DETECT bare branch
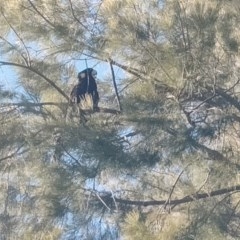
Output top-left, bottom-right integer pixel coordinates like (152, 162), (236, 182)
(95, 192), (111, 211)
(109, 60), (122, 112)
(0, 10), (30, 65)
(0, 102), (64, 108)
(109, 58), (174, 92)
(164, 165), (190, 208)
(0, 61), (70, 101)
(68, 0), (88, 31)
(83, 107), (121, 115)
(27, 0), (55, 28)
(139, 42), (175, 82)
(1, 102), (121, 115)
(112, 184), (240, 207)
(109, 58), (145, 80)
(0, 144), (28, 162)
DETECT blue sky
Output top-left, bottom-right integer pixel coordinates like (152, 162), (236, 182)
(0, 65), (19, 92)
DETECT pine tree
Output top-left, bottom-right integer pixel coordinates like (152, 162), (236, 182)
(0, 0), (240, 239)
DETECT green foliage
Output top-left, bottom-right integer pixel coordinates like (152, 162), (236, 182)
(0, 0), (240, 239)
(121, 211), (156, 240)
(23, 228), (62, 240)
(122, 210), (189, 240)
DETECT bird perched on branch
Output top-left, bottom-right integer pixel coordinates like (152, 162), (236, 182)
(70, 68), (99, 110)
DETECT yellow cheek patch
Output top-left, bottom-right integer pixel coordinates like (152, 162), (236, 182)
(79, 72), (86, 78)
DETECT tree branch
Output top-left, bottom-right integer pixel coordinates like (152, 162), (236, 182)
(108, 58), (144, 80)
(0, 10), (29, 63)
(81, 55), (174, 92)
(111, 184), (240, 207)
(215, 87), (240, 112)
(68, 0), (89, 31)
(164, 166), (189, 208)
(109, 58), (174, 92)
(109, 60), (122, 112)
(0, 102), (121, 115)
(190, 138), (240, 169)
(0, 61), (70, 101)
(27, 0), (55, 28)
(0, 144), (28, 162)
(82, 107), (121, 115)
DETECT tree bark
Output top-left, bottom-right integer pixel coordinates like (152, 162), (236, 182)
(97, 185), (240, 208)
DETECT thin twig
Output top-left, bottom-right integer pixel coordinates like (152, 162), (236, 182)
(111, 190), (118, 211)
(0, 10), (30, 66)
(109, 60), (122, 112)
(164, 164), (190, 209)
(139, 42), (174, 82)
(0, 148), (28, 162)
(95, 192), (111, 211)
(187, 78), (240, 114)
(27, 0), (55, 28)
(68, 0), (89, 31)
